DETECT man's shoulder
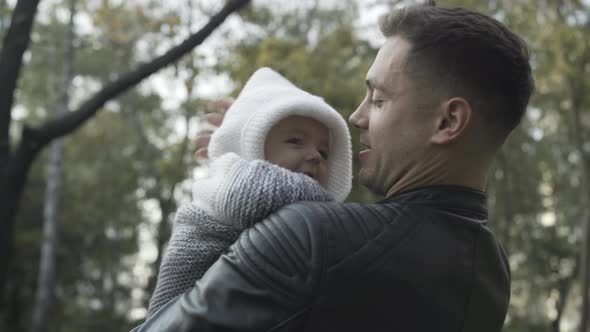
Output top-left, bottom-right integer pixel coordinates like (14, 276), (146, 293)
(235, 200), (407, 274)
(273, 199), (405, 225)
(248, 200), (401, 243)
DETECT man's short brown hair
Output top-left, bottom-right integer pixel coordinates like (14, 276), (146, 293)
(380, 2), (535, 144)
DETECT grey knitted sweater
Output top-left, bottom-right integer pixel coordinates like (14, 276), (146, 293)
(147, 154), (333, 316)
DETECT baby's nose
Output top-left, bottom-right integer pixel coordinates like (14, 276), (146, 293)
(305, 150), (322, 164)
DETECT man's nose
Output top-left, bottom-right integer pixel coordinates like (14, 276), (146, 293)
(349, 97), (369, 129)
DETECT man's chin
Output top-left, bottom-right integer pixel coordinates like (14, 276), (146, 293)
(359, 169), (384, 196)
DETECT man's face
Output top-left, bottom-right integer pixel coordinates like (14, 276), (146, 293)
(264, 116), (330, 187)
(349, 36), (438, 196)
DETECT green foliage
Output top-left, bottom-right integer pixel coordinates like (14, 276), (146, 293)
(7, 0), (590, 331)
(6, 0), (199, 330)
(223, 1), (590, 330)
(11, 111), (146, 331)
(442, 0), (590, 330)
(219, 0), (380, 203)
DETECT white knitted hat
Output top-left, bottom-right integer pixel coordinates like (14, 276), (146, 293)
(208, 67), (352, 202)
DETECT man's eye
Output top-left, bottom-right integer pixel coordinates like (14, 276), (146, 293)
(372, 99), (384, 107)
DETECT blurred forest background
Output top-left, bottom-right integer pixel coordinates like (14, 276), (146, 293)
(1, 0), (589, 331)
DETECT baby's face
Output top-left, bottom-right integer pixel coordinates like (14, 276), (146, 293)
(264, 116), (330, 187)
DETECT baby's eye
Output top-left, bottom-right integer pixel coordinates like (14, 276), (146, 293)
(286, 137), (303, 145)
(319, 149), (329, 160)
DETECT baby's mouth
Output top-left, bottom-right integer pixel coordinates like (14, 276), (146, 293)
(302, 171), (316, 180)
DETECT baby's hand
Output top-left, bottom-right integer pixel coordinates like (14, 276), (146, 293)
(195, 100), (230, 159)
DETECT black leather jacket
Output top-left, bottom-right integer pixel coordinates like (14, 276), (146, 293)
(132, 185), (510, 332)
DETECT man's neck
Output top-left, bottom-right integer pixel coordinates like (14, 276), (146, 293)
(385, 160), (489, 198)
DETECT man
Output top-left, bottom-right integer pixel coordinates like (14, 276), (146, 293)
(133, 2), (534, 331)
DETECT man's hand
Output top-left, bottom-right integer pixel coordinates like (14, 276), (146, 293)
(195, 100), (229, 159)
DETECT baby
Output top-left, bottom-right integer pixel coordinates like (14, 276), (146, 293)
(147, 67), (352, 316)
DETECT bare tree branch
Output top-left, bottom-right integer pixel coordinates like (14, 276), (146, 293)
(0, 0), (250, 306)
(31, 0), (76, 330)
(31, 0), (249, 146)
(0, 0), (41, 161)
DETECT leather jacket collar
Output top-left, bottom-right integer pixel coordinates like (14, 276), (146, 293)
(380, 185), (488, 222)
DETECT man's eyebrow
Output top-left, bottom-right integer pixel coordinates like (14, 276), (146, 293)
(366, 78), (386, 92)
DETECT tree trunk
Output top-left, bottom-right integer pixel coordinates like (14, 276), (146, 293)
(571, 79), (590, 332)
(559, 11), (590, 331)
(30, 0), (75, 331)
(0, 0), (42, 306)
(126, 99), (191, 304)
(146, 197), (174, 296)
(551, 255), (579, 332)
(574, 109), (590, 332)
(0, 0), (250, 302)
(582, 222), (590, 332)
(0, 0), (8, 33)
(30, 143), (64, 332)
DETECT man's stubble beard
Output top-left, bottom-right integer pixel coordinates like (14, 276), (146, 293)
(359, 167), (387, 197)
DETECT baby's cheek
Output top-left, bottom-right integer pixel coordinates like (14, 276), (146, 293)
(319, 165), (330, 186)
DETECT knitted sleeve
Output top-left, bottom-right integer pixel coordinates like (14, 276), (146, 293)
(147, 154), (333, 317)
(214, 157), (334, 230)
(146, 203), (240, 317)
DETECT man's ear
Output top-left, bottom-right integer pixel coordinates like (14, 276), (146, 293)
(431, 97), (472, 145)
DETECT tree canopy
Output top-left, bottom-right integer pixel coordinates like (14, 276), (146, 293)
(1, 0), (589, 331)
